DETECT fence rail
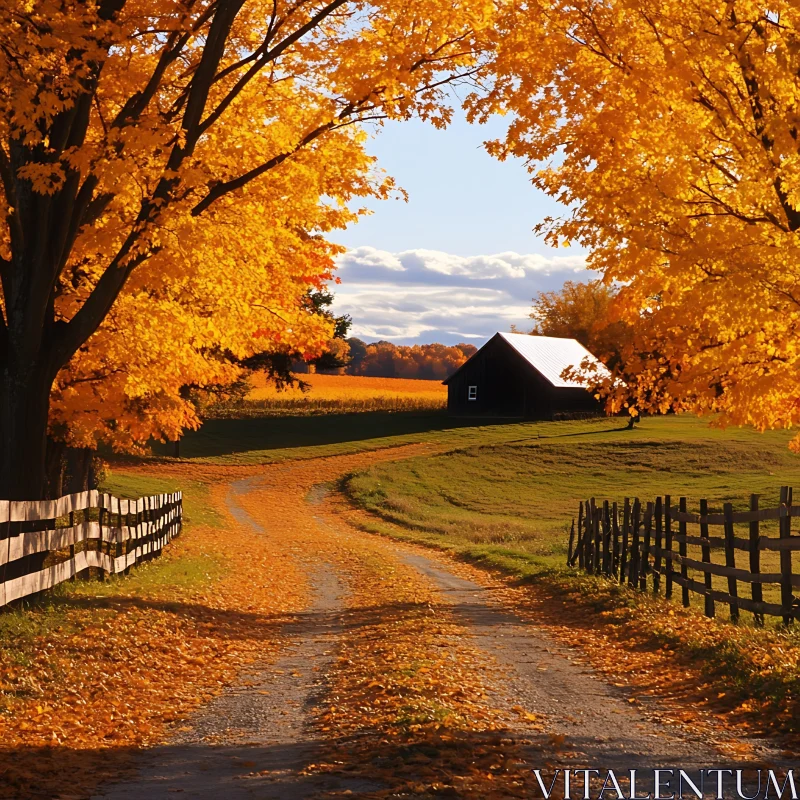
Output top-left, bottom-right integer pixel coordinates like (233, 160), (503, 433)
(567, 488), (800, 625)
(0, 490), (182, 608)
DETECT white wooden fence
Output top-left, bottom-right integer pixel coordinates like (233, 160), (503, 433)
(0, 490), (182, 607)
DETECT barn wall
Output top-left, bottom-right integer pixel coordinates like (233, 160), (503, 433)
(445, 335), (602, 418)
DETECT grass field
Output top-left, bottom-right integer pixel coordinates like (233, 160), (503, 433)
(212, 373), (447, 416)
(342, 414), (800, 623)
(156, 412), (537, 463)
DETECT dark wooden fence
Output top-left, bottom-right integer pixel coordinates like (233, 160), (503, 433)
(0, 490), (182, 607)
(568, 488), (800, 625)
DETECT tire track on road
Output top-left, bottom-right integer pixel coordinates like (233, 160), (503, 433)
(95, 477), (379, 799)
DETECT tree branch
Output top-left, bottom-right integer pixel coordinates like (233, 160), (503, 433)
(196, 0), (349, 138)
(48, 241), (158, 375)
(190, 121), (335, 215)
(112, 1), (216, 129)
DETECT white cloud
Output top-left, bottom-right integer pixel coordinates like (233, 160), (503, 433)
(331, 246), (596, 345)
(336, 246), (587, 285)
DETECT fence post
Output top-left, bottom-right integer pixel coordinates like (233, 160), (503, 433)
(629, 499), (641, 587)
(68, 509), (76, 581)
(723, 502), (739, 623)
(749, 494), (763, 627)
(577, 502), (585, 570)
(96, 493), (104, 582)
(583, 499), (593, 570)
(602, 500), (611, 575)
(700, 498), (715, 618)
(567, 518), (576, 566)
(640, 502), (653, 592)
(620, 498), (630, 584)
(612, 501), (620, 576)
(679, 497), (690, 607)
(571, 502), (583, 567)
(653, 497), (663, 595)
(0, 501), (9, 608)
(664, 495), (673, 600)
(593, 499), (602, 575)
(779, 486), (794, 626)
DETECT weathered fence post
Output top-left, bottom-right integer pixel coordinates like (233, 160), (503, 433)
(700, 498), (715, 618)
(640, 502), (653, 592)
(593, 499), (602, 575)
(570, 502), (583, 567)
(577, 502), (585, 569)
(583, 499), (593, 570)
(723, 502), (739, 623)
(602, 500), (611, 575)
(653, 496), (663, 595)
(779, 486), (794, 626)
(629, 499), (641, 587)
(749, 494), (763, 627)
(567, 518), (576, 566)
(1, 501), (9, 606)
(620, 498), (630, 584)
(664, 495), (673, 599)
(68, 509), (76, 581)
(679, 496), (690, 607)
(612, 501), (620, 576)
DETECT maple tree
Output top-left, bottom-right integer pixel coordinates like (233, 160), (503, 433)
(529, 281), (630, 369)
(481, 1), (800, 443)
(0, 0), (497, 498)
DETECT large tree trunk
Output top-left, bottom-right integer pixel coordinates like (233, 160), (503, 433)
(0, 365), (54, 500)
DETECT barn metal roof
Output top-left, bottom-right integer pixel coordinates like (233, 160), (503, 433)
(497, 332), (611, 387)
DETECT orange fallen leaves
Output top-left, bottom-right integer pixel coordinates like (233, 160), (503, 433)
(0, 469), (308, 799)
(302, 515), (548, 798)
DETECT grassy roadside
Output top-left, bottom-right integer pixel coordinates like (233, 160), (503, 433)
(0, 473), (226, 655)
(343, 415), (800, 609)
(340, 415), (800, 738)
(340, 500), (800, 740)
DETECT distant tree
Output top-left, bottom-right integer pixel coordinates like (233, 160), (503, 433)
(306, 289), (352, 343)
(346, 338), (369, 372)
(306, 289), (352, 372)
(349, 341), (476, 379)
(530, 281), (630, 369)
(356, 341), (402, 378)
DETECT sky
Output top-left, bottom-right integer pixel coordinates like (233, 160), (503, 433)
(329, 110), (594, 347)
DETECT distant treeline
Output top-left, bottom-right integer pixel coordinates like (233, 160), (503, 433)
(346, 339), (477, 380)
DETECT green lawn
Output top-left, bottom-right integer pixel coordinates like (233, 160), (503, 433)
(146, 412), (603, 464)
(102, 472), (224, 530)
(342, 414), (800, 620)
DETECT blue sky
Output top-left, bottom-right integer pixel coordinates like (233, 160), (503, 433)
(329, 110), (592, 346)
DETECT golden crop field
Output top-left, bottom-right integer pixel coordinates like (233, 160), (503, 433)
(217, 372), (448, 416)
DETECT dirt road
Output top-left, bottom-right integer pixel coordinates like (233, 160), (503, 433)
(96, 451), (782, 799)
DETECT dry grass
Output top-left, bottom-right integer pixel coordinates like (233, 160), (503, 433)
(217, 373), (448, 416)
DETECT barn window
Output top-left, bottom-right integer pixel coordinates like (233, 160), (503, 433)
(468, 385), (478, 401)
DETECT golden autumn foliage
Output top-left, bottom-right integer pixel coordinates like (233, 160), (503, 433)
(349, 340), (477, 380)
(480, 2), (800, 443)
(530, 281), (631, 370)
(0, 0), (499, 496)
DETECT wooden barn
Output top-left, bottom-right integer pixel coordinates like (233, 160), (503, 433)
(443, 332), (609, 418)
